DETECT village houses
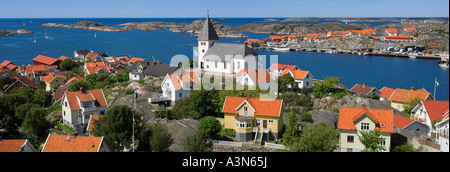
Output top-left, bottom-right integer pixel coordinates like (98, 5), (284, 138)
(60, 88), (108, 134)
(338, 104), (394, 152)
(221, 95), (284, 143)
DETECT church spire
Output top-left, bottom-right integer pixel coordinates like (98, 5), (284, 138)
(198, 11), (219, 41)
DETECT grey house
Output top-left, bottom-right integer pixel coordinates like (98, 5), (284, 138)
(129, 61), (178, 81)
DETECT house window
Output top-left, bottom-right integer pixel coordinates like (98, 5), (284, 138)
(65, 102), (67, 107)
(268, 120), (274, 124)
(347, 148), (353, 152)
(63, 111), (66, 116)
(246, 122), (252, 128)
(347, 136), (354, 143)
(215, 61), (218, 68)
(179, 93), (182, 98)
(306, 82), (309, 86)
(378, 136), (386, 146)
(256, 119), (261, 127)
(239, 121), (245, 128)
(397, 104), (402, 109)
(224, 62), (227, 69)
(361, 123), (370, 131)
(243, 107), (248, 117)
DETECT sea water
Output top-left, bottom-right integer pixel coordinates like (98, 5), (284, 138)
(0, 18), (448, 100)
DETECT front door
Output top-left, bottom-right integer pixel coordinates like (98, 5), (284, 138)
(263, 120), (267, 129)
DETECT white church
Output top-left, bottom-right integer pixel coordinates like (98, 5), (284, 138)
(196, 15), (259, 74)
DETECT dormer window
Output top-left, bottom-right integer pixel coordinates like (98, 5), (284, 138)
(244, 107), (248, 117)
(361, 123), (370, 131)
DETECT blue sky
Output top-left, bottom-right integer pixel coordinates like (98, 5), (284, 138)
(0, 0), (448, 18)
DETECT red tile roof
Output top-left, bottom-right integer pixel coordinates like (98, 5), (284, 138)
(65, 74), (86, 85)
(389, 88), (431, 103)
(404, 27), (416, 31)
(350, 83), (377, 96)
(268, 63), (297, 71)
(42, 134), (104, 152)
(0, 60), (18, 70)
(87, 115), (101, 132)
(222, 96), (283, 117)
(0, 139), (27, 152)
(239, 69), (272, 83)
(58, 55), (70, 61)
(43, 73), (66, 84)
(167, 71), (200, 90)
(393, 114), (416, 129)
(380, 87), (395, 99)
(421, 101), (449, 122)
(385, 28), (398, 33)
(281, 69), (310, 80)
(33, 55), (59, 65)
(85, 52), (99, 60)
(338, 106), (394, 133)
(64, 89), (107, 110)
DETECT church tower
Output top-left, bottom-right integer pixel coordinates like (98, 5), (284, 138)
(197, 13), (219, 69)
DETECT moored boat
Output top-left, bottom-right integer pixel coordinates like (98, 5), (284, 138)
(273, 47), (290, 51)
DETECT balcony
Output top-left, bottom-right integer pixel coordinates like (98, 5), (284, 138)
(81, 106), (97, 112)
(148, 96), (171, 103)
(411, 114), (427, 123)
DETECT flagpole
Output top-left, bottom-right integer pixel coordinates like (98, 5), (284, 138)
(434, 78), (437, 100)
(133, 89), (136, 152)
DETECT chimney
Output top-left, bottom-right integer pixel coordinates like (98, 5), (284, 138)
(362, 83), (366, 88)
(80, 87), (84, 93)
(288, 62), (291, 65)
(362, 104), (367, 109)
(247, 94), (251, 99)
(411, 87), (414, 91)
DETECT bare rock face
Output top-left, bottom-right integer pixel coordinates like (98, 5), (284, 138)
(313, 95), (405, 116)
(16, 29), (33, 34)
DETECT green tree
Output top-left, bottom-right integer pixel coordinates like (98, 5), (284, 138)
(21, 106), (49, 144)
(358, 129), (386, 152)
(281, 113), (301, 146)
(402, 97), (421, 115)
(59, 59), (79, 71)
(139, 122), (173, 152)
(198, 116), (222, 138)
(68, 81), (92, 91)
(290, 123), (339, 152)
(185, 130), (212, 152)
(278, 74), (295, 93)
(300, 112), (314, 123)
(0, 94), (28, 133)
(92, 105), (142, 152)
(312, 77), (341, 98)
(392, 143), (422, 152)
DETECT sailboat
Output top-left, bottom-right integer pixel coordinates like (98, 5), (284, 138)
(44, 30), (54, 40)
(33, 34), (37, 44)
(94, 32), (97, 38)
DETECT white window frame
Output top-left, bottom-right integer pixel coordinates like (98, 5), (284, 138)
(243, 107), (248, 117)
(256, 119), (261, 127)
(361, 123), (370, 131)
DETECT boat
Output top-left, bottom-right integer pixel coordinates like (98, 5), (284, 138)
(94, 32), (97, 38)
(438, 54), (449, 68)
(438, 59), (449, 68)
(273, 47), (290, 51)
(33, 34), (36, 43)
(44, 31), (54, 40)
(409, 55), (417, 59)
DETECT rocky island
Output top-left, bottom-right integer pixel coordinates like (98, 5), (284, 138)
(41, 21), (127, 32)
(0, 29), (33, 37)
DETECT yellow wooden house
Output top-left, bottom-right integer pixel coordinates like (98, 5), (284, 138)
(222, 95), (283, 143)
